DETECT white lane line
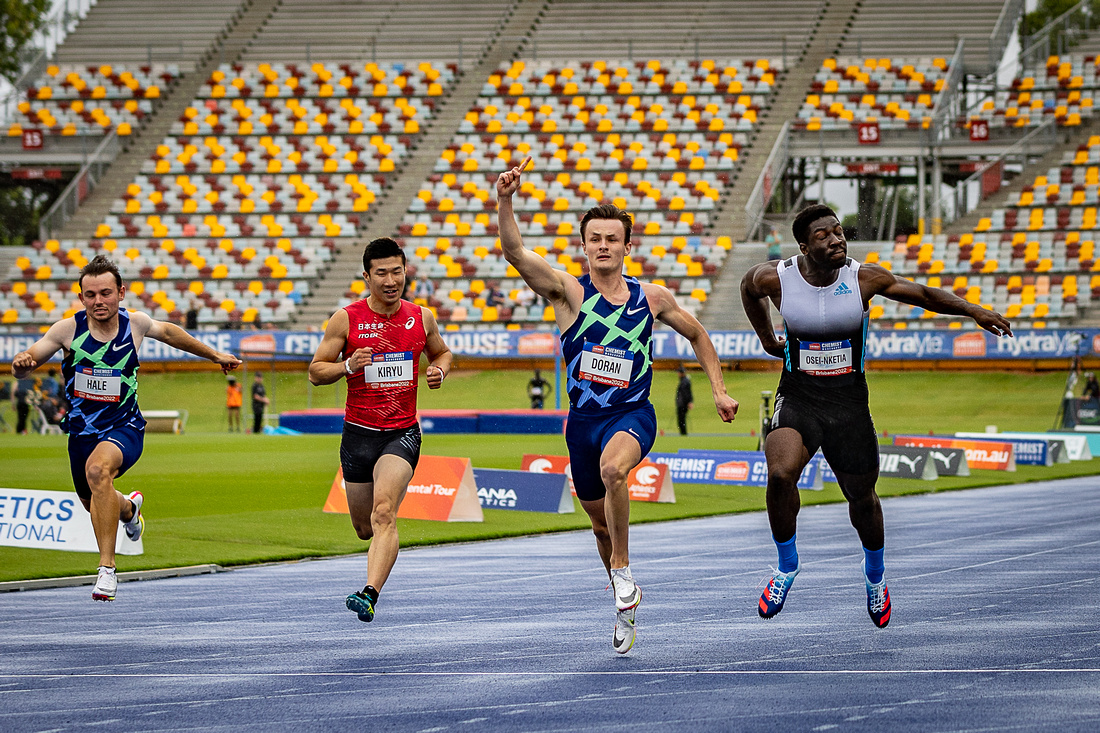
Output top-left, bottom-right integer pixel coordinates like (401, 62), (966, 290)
(2, 668), (1100, 678)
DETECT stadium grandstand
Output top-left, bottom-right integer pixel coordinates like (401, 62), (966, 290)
(4, 0), (1100, 337)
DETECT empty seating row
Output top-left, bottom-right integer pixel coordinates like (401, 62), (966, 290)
(5, 64), (179, 137)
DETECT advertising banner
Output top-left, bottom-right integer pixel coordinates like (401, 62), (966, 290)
(0, 488), (143, 554)
(922, 446), (971, 476)
(893, 436), (1016, 471)
(650, 450), (824, 490)
(5, 328), (1099, 364)
(522, 454), (574, 493)
(625, 461), (676, 503)
(957, 432), (1087, 461)
(877, 446), (938, 480)
(520, 454), (675, 502)
(472, 468), (574, 513)
(323, 456), (483, 522)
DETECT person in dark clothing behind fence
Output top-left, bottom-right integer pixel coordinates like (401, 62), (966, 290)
(675, 364), (693, 435)
(251, 372), (270, 434)
(528, 369), (551, 409)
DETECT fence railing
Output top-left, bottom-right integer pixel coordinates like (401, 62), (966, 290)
(744, 120), (792, 241)
(38, 130), (120, 241)
(1019, 0), (1097, 70)
(932, 40), (968, 142)
(927, 118), (1057, 230)
(0, 0), (96, 128)
(989, 0), (1026, 72)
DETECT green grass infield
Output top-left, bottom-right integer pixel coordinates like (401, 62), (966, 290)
(0, 368), (1095, 582)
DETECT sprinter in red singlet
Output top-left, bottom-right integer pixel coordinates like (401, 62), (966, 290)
(309, 237), (452, 624)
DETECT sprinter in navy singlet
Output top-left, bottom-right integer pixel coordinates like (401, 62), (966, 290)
(13, 255), (240, 601)
(741, 204), (1013, 628)
(498, 156), (739, 654)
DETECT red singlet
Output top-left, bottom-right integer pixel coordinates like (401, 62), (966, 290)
(343, 298), (425, 430)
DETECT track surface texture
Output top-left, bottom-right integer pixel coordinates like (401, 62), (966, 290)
(3, 478), (1100, 732)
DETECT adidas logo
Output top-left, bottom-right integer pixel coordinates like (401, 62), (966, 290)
(833, 282), (853, 296)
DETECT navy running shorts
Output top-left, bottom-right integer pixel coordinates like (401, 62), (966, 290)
(67, 425), (145, 501)
(770, 385), (879, 475)
(565, 402), (657, 501)
(340, 422), (422, 483)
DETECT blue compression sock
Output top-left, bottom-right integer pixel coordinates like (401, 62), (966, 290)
(774, 534), (798, 573)
(863, 546), (885, 584)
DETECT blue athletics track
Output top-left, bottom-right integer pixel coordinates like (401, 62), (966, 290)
(2, 477), (1099, 732)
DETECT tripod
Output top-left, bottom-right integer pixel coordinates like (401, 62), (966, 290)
(1052, 333), (1087, 430)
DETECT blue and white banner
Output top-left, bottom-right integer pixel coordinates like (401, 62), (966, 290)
(649, 450), (823, 490)
(0, 488), (143, 554)
(472, 468), (574, 513)
(4, 327), (1099, 363)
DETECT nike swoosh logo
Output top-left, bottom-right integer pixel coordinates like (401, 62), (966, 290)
(626, 306), (645, 316)
(628, 429), (639, 437)
(109, 343), (127, 352)
(619, 591), (637, 604)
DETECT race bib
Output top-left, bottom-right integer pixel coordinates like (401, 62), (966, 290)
(579, 342), (633, 388)
(798, 340), (854, 376)
(74, 367), (122, 402)
(363, 351), (414, 388)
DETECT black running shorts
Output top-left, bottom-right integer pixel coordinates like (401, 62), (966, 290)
(770, 378), (879, 476)
(340, 422), (422, 483)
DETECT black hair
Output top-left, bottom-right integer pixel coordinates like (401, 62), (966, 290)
(79, 254), (123, 290)
(580, 203), (633, 244)
(362, 237), (406, 272)
(791, 204), (839, 245)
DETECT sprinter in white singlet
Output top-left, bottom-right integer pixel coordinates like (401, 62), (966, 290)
(740, 204), (1013, 628)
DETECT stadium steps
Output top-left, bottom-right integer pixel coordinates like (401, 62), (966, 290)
(54, 0), (283, 242)
(0, 248), (21, 281)
(290, 0), (549, 328)
(708, 0), (861, 247)
(700, 0), (861, 332)
(943, 116), (1100, 238)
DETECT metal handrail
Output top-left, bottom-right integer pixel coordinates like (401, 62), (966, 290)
(744, 120), (792, 241)
(989, 0), (1026, 72)
(926, 118), (1057, 229)
(932, 39), (967, 141)
(1019, 0), (1093, 68)
(0, 0), (96, 125)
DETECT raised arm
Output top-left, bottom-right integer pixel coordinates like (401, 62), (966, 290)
(740, 262), (786, 358)
(644, 283), (738, 422)
(860, 263), (1013, 337)
(137, 312), (241, 372)
(421, 307), (453, 390)
(496, 156), (575, 304)
(11, 318), (76, 378)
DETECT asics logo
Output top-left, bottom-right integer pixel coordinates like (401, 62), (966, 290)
(625, 305), (646, 316)
(404, 317), (415, 329)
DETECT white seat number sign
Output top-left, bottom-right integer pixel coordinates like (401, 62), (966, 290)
(74, 367), (122, 402)
(798, 340), (854, 376)
(364, 351), (414, 388)
(579, 342), (633, 388)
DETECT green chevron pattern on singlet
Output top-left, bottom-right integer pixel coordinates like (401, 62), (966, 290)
(572, 291), (653, 374)
(70, 328), (138, 403)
